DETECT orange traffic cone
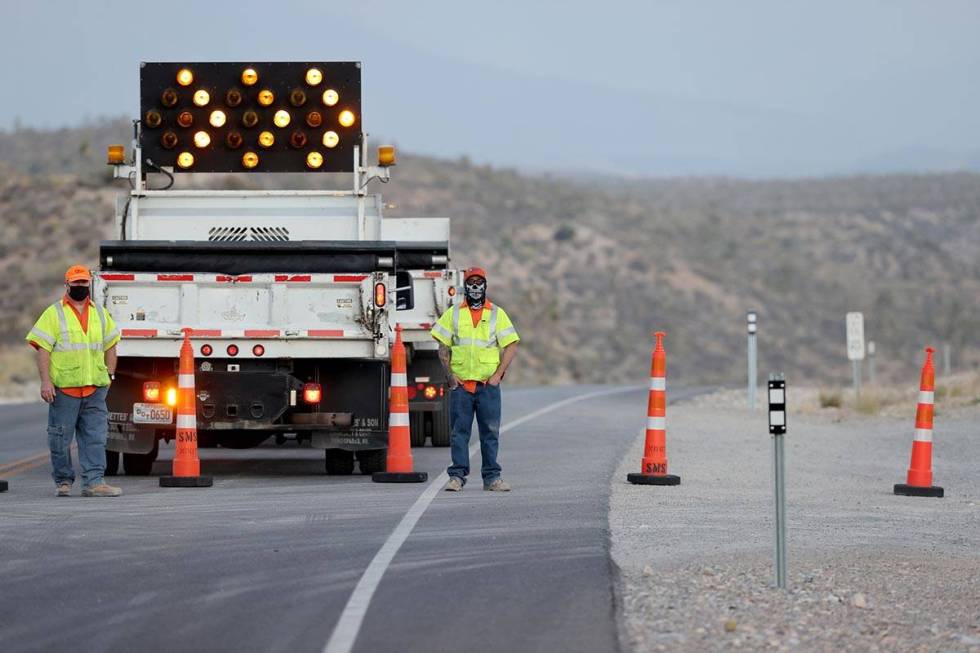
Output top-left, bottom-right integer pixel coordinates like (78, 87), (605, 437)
(160, 329), (213, 488)
(894, 347), (943, 497)
(628, 331), (681, 486)
(373, 324), (428, 483)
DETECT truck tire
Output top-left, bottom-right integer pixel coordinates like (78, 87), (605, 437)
(410, 412), (427, 447)
(430, 399), (452, 447)
(124, 443), (159, 476)
(356, 449), (387, 475)
(324, 449), (355, 475)
(105, 450), (120, 476)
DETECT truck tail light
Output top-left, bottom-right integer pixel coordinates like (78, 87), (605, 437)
(423, 385), (438, 400)
(143, 382), (161, 402)
(303, 383), (322, 404)
(165, 387), (178, 407)
(374, 283), (386, 307)
(407, 386), (418, 400)
(227, 344), (239, 356)
(200, 344), (213, 356)
(252, 344), (265, 357)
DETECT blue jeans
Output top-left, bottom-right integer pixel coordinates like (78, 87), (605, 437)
(447, 383), (502, 486)
(47, 386), (109, 488)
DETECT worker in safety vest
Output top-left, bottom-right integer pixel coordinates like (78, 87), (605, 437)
(431, 267), (520, 491)
(26, 265), (123, 497)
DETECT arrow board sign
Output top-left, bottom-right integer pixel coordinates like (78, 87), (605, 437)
(846, 312), (865, 361)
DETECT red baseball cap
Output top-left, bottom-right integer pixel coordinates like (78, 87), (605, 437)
(463, 266), (487, 281)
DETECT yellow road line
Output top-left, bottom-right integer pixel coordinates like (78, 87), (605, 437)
(0, 451), (48, 475)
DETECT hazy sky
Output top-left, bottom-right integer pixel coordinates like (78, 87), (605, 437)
(2, 0), (979, 176)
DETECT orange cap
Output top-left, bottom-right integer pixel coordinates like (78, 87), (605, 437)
(65, 265), (92, 283)
(463, 266), (487, 282)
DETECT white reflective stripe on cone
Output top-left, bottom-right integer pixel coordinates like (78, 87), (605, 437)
(649, 377), (666, 391)
(918, 391), (934, 405)
(912, 428), (933, 442)
(646, 416), (666, 430)
(390, 373), (408, 387)
(389, 412), (410, 427)
(178, 374), (196, 388)
(176, 414), (196, 429)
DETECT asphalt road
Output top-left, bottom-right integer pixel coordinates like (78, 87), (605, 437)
(0, 385), (705, 653)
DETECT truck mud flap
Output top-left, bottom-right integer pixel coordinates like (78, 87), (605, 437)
(312, 430), (388, 451)
(107, 426), (157, 454)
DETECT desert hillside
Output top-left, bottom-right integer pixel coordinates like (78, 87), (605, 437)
(2, 119), (978, 387)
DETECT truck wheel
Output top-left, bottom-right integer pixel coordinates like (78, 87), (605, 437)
(324, 449), (355, 475)
(105, 450), (120, 476)
(410, 412), (427, 447)
(356, 449), (387, 475)
(124, 443), (159, 476)
(430, 400), (452, 447)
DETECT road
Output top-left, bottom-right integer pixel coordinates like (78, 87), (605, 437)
(0, 385), (705, 653)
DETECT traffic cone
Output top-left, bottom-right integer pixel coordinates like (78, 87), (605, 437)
(894, 347), (943, 498)
(628, 331), (681, 486)
(373, 324), (428, 483)
(160, 329), (213, 488)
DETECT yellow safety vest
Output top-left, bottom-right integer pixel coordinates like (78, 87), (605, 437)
(430, 302), (520, 381)
(26, 300), (120, 388)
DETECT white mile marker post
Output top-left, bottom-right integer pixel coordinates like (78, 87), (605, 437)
(846, 312), (865, 398)
(747, 311), (758, 409)
(768, 374), (788, 590)
(867, 340), (876, 385)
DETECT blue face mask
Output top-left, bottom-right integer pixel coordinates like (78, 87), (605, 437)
(465, 279), (486, 308)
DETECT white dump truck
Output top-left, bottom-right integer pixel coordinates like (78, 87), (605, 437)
(97, 61), (451, 475)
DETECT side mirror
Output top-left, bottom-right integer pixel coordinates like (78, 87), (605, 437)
(395, 270), (415, 311)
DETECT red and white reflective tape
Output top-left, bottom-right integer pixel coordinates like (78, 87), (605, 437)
(275, 274), (312, 283)
(176, 414), (196, 429)
(121, 327), (350, 339)
(918, 391), (934, 405)
(177, 374), (195, 389)
(649, 377), (666, 391)
(389, 413), (410, 427)
(307, 330), (345, 338)
(912, 428), (933, 443)
(121, 329), (158, 337)
(333, 275), (367, 283)
(646, 416), (666, 430)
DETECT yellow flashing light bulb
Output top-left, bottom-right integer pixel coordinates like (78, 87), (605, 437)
(257, 89), (274, 106)
(258, 130), (275, 148)
(176, 68), (194, 86)
(305, 68), (323, 85)
(165, 387), (178, 406)
(209, 110), (226, 128)
(338, 110), (356, 127)
(273, 110), (291, 128)
(322, 131), (339, 148)
(176, 152), (194, 169)
(193, 131), (211, 148)
(322, 89), (339, 106)
(193, 90), (210, 107)
(242, 151), (259, 169)
(241, 68), (258, 86)
(306, 151), (323, 169)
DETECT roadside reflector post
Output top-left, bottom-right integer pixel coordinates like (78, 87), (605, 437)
(846, 312), (865, 398)
(747, 311), (758, 410)
(867, 340), (876, 385)
(942, 343), (952, 378)
(768, 374), (788, 589)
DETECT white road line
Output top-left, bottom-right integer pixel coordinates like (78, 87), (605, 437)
(323, 386), (638, 653)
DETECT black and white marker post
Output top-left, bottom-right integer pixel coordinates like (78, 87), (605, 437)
(747, 311), (758, 409)
(768, 374), (788, 589)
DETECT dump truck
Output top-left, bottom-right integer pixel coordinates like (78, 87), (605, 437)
(97, 61), (450, 475)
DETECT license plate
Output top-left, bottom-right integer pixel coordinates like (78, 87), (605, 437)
(132, 403), (173, 424)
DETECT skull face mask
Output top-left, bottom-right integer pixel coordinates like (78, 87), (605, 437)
(464, 277), (486, 309)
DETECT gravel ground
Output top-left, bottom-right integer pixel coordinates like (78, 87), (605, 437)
(610, 395), (980, 652)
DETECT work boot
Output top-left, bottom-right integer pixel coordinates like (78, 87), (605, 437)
(56, 482), (72, 497)
(82, 483), (123, 497)
(444, 477), (463, 492)
(484, 479), (511, 492)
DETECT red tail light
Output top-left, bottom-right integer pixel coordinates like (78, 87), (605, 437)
(252, 344), (265, 357)
(200, 344), (213, 356)
(407, 386), (418, 400)
(374, 282), (386, 307)
(423, 385), (437, 400)
(227, 344), (239, 356)
(143, 382), (161, 402)
(303, 382), (322, 404)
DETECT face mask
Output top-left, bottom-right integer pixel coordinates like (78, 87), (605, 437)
(465, 279), (486, 308)
(67, 285), (90, 301)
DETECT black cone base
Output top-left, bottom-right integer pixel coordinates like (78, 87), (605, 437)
(373, 471), (428, 483)
(628, 473), (681, 486)
(0, 479), (8, 492)
(160, 475), (213, 488)
(894, 483), (943, 498)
